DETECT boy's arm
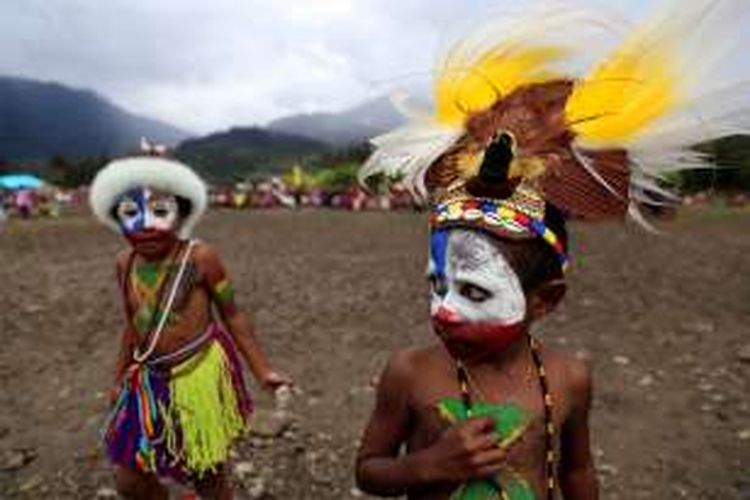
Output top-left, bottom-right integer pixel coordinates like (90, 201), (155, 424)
(113, 327), (135, 385)
(112, 251), (137, 391)
(193, 243), (288, 391)
(356, 351), (421, 496)
(558, 358), (599, 500)
(356, 351), (505, 496)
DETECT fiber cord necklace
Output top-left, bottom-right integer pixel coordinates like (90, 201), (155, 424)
(125, 240), (183, 359)
(130, 240), (196, 363)
(455, 336), (555, 499)
(128, 246), (179, 334)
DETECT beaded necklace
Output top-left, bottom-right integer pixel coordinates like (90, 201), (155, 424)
(455, 335), (555, 499)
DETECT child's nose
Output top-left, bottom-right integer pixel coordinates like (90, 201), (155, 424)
(433, 304), (461, 325)
(142, 210), (157, 229)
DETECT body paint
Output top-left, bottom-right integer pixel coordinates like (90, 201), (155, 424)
(428, 229), (527, 360)
(115, 187), (181, 259)
(213, 278), (238, 316)
(115, 187), (179, 236)
(130, 262), (180, 335)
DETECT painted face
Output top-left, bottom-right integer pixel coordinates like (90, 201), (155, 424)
(115, 187), (180, 235)
(428, 228), (527, 360)
(115, 187), (181, 259)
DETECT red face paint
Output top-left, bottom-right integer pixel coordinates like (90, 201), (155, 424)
(432, 305), (526, 361)
(126, 229), (178, 260)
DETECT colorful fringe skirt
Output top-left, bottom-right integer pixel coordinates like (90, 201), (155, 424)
(103, 323), (253, 481)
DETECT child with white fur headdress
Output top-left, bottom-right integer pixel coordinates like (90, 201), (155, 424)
(90, 154), (290, 498)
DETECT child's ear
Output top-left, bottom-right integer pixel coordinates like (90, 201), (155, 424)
(528, 279), (566, 320)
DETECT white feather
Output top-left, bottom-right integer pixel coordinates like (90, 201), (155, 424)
(362, 2), (624, 201)
(613, 0), (750, 169)
(436, 3), (626, 84)
(360, 124), (462, 201)
(566, 0), (750, 227)
(627, 201), (660, 234)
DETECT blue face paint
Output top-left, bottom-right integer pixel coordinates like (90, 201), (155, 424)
(428, 229), (529, 360)
(430, 229), (449, 281)
(114, 187), (182, 237)
(115, 187), (148, 235)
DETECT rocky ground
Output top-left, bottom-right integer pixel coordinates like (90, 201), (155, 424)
(0, 208), (748, 499)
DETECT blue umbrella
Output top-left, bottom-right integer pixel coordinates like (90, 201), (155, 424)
(0, 174), (44, 190)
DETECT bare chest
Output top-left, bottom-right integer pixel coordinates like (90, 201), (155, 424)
(406, 361), (567, 497)
(124, 259), (211, 350)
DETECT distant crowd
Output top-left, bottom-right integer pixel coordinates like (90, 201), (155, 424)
(0, 186), (88, 221)
(2, 180), (747, 227)
(209, 178), (416, 211)
(0, 177), (420, 225)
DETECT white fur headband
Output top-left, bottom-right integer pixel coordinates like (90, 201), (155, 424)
(89, 156), (208, 239)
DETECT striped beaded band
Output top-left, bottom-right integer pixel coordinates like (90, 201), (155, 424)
(430, 195), (570, 271)
(530, 336), (556, 499)
(455, 336), (556, 499)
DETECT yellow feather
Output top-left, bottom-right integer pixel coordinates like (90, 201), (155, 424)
(455, 150), (483, 179)
(435, 45), (568, 127)
(565, 29), (677, 147)
(508, 157), (546, 180)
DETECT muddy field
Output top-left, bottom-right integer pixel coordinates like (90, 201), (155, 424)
(0, 208), (748, 499)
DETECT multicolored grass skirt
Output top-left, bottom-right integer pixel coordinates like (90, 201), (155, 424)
(103, 323), (253, 481)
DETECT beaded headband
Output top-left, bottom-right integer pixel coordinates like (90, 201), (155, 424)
(429, 182), (570, 271)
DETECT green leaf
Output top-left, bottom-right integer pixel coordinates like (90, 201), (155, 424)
(437, 397), (528, 446)
(470, 401), (528, 446)
(497, 471), (537, 500)
(451, 479), (501, 500)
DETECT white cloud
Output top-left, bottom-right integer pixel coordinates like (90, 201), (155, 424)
(0, 0), (656, 133)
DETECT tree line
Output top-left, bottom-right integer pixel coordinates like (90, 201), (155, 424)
(0, 136), (748, 193)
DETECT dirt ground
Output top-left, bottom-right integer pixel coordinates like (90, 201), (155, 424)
(0, 208), (748, 499)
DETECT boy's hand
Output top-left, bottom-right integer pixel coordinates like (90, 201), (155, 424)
(258, 370), (292, 392)
(421, 417), (507, 483)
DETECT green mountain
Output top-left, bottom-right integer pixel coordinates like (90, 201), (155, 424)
(267, 95), (404, 147)
(0, 76), (190, 161)
(175, 126), (331, 181)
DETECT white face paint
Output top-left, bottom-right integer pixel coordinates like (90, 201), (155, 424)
(428, 228), (526, 325)
(115, 187), (180, 235)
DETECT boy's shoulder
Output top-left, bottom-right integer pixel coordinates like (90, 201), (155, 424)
(188, 238), (212, 257)
(184, 240), (221, 276)
(537, 343), (593, 411)
(189, 240), (222, 265)
(115, 248), (133, 276)
(379, 345), (448, 388)
(386, 345), (447, 372)
(539, 344), (590, 375)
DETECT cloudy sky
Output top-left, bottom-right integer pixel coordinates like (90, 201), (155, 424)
(0, 0), (652, 134)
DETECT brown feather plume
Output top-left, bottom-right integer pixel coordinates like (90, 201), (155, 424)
(425, 80), (631, 218)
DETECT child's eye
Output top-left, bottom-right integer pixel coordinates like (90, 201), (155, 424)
(459, 283), (492, 302)
(117, 201), (140, 219)
(153, 207), (170, 218)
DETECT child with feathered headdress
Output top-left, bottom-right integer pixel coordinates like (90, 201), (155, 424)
(355, 1), (750, 499)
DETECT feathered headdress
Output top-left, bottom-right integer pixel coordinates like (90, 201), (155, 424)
(361, 0), (750, 267)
